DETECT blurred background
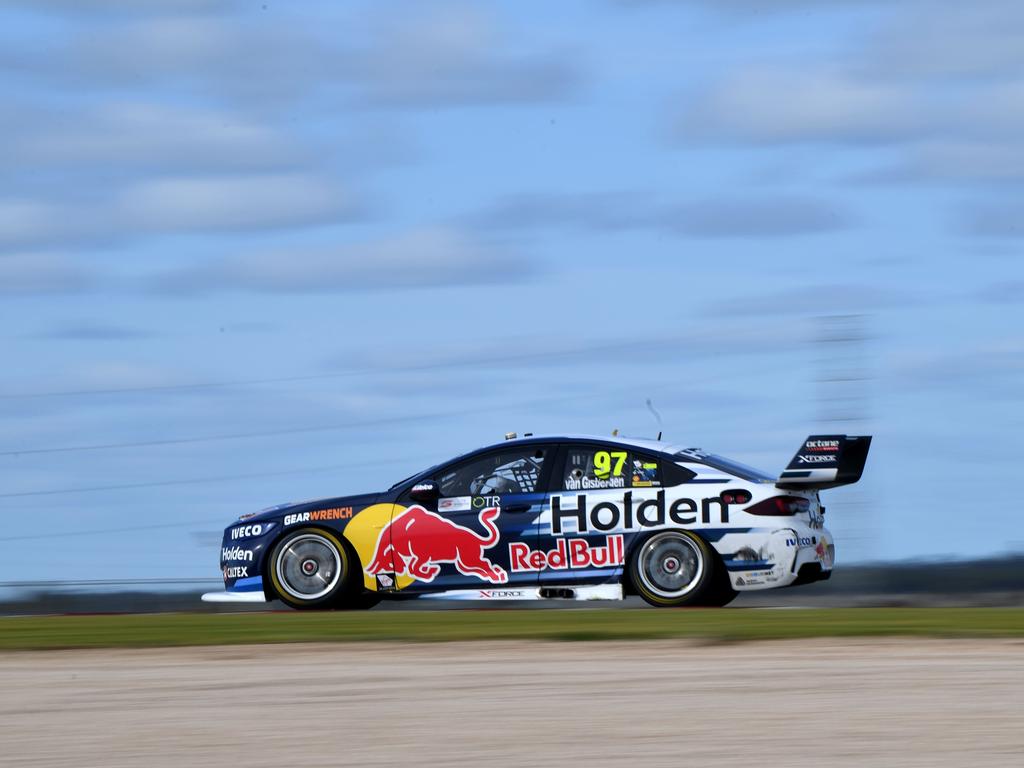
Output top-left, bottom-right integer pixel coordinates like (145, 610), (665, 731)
(1, 0), (1021, 608)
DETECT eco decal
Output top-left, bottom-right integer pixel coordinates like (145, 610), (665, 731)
(365, 505), (508, 584)
(229, 523), (271, 540)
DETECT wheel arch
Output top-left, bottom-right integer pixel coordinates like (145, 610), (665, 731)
(261, 524), (362, 602)
(622, 528), (722, 593)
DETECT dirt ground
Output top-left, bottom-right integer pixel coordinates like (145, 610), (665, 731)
(1, 639), (1022, 767)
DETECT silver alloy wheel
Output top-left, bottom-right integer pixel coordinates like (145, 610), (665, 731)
(275, 533), (343, 601)
(637, 531), (704, 599)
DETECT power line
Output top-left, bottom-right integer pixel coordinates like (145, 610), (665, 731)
(0, 578), (219, 587)
(0, 456), (419, 500)
(0, 371), (361, 400)
(0, 521), (213, 542)
(0, 412), (443, 457)
(0, 335), (680, 401)
(0, 387), (595, 457)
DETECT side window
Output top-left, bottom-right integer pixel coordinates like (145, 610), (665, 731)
(563, 446), (663, 490)
(437, 448), (547, 497)
(661, 460), (696, 486)
(630, 454), (662, 488)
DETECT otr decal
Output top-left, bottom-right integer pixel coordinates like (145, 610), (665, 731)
(365, 505), (508, 584)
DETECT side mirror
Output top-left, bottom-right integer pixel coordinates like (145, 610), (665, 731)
(409, 479), (440, 504)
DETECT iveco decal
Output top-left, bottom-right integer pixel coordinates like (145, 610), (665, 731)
(551, 490), (734, 534)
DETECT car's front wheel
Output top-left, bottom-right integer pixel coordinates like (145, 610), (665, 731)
(268, 528), (373, 610)
(629, 530), (717, 607)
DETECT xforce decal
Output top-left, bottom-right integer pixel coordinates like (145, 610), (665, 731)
(365, 505), (508, 584)
(551, 490), (736, 535)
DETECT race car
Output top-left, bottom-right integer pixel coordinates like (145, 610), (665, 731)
(202, 432), (871, 609)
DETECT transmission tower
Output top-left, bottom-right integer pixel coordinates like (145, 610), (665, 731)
(813, 314), (875, 562)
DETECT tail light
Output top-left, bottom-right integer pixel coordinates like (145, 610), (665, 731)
(720, 489), (752, 505)
(744, 495), (810, 516)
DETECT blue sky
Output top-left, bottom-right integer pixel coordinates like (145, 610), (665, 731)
(0, 0), (1022, 583)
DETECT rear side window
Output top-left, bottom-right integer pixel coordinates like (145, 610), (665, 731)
(562, 446), (664, 490)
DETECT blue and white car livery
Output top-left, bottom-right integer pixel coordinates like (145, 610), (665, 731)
(203, 433), (871, 608)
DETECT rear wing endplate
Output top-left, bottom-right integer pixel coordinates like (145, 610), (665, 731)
(776, 435), (872, 491)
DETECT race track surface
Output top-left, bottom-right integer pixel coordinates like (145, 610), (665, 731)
(2, 639), (1022, 767)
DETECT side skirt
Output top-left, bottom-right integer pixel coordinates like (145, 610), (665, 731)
(411, 584), (623, 602)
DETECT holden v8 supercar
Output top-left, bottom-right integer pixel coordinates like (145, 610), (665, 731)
(203, 433), (870, 609)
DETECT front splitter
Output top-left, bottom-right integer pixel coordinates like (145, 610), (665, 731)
(201, 591), (268, 603)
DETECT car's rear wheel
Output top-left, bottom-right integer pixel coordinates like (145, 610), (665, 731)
(268, 528), (375, 610)
(629, 530), (715, 607)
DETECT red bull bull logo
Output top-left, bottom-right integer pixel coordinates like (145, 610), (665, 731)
(365, 505), (508, 584)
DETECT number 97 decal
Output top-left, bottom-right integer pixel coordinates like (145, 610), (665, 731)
(594, 451), (627, 479)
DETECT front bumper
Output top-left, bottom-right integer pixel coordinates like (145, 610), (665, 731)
(202, 572), (268, 603)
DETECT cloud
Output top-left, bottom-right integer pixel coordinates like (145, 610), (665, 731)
(34, 323), (154, 341)
(339, 5), (581, 108)
(620, 0), (883, 10)
(666, 197), (851, 237)
(468, 191), (655, 232)
(864, 1), (1024, 80)
(470, 191), (851, 237)
(892, 337), (1024, 391)
(712, 283), (916, 316)
(7, 0), (223, 12)
(670, 0), (1024, 186)
(7, 4), (581, 110)
(1, 102), (302, 174)
(676, 68), (926, 145)
(962, 201), (1024, 238)
(118, 173), (357, 234)
(0, 253), (96, 295)
(0, 173), (359, 251)
(150, 228), (533, 295)
(856, 141), (1024, 185)
(978, 281), (1024, 304)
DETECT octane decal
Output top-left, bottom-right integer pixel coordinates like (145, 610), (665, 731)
(365, 505), (508, 584)
(509, 535), (624, 572)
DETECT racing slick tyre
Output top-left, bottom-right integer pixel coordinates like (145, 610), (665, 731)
(268, 528), (373, 610)
(629, 530), (719, 608)
(694, 566), (738, 607)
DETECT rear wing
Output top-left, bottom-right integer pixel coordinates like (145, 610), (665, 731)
(776, 435), (872, 491)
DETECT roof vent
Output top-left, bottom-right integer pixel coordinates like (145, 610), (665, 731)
(504, 431), (517, 440)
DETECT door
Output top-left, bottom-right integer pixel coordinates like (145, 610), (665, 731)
(393, 444), (552, 593)
(534, 443), (666, 586)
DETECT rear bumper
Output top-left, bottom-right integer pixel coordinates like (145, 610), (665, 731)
(721, 526), (834, 591)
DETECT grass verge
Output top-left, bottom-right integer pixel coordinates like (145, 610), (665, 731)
(1, 608), (1023, 651)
